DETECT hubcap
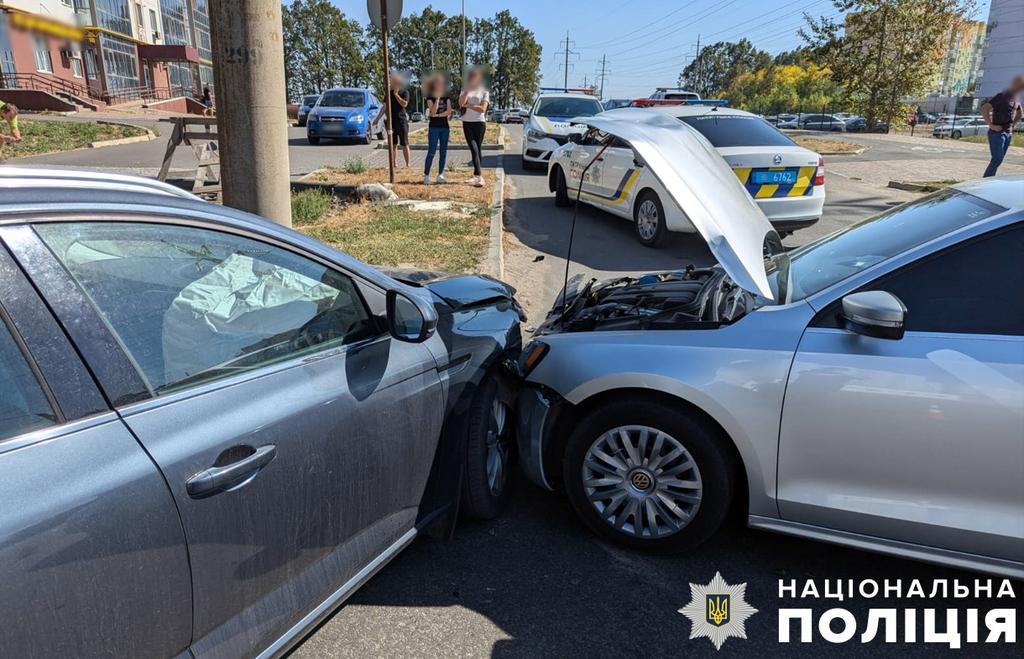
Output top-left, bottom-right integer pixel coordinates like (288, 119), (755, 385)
(486, 399), (510, 496)
(582, 425), (702, 539)
(637, 200), (659, 240)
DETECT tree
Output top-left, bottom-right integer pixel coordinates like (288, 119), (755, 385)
(678, 39), (771, 98)
(722, 61), (847, 115)
(801, 0), (976, 129)
(282, 0), (366, 99)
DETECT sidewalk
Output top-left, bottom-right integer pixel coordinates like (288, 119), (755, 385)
(828, 157), (1024, 190)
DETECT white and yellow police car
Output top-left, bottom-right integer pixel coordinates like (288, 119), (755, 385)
(547, 104), (825, 246)
(522, 90), (605, 169)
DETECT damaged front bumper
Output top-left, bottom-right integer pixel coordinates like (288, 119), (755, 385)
(515, 385), (558, 491)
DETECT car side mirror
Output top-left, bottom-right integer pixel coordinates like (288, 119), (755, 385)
(567, 132), (582, 144)
(840, 291), (906, 340)
(386, 290), (437, 342)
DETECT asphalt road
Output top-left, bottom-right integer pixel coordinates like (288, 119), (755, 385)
(293, 127), (1022, 658)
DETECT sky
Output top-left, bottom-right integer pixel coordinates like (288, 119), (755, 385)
(329, 0), (993, 100)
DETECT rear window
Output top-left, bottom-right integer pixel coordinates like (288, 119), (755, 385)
(319, 90), (365, 108)
(678, 114), (795, 148)
(533, 97), (603, 118)
(303, 95), (319, 105)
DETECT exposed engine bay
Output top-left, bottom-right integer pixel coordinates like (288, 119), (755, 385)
(536, 266), (757, 334)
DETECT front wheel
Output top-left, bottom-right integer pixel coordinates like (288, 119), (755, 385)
(461, 375), (514, 519)
(952, 130), (962, 139)
(563, 399), (736, 552)
(553, 166), (571, 207)
(633, 190), (667, 247)
(363, 130), (373, 145)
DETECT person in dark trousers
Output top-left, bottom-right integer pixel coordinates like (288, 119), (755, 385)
(423, 73), (453, 185)
(375, 71), (411, 168)
(459, 66), (490, 187)
(980, 75), (1023, 178)
(201, 87), (214, 117)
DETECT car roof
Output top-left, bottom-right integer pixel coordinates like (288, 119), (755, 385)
(534, 93), (601, 100)
(322, 87), (368, 93)
(951, 176), (1024, 211)
(650, 106), (756, 118)
(0, 166), (199, 200)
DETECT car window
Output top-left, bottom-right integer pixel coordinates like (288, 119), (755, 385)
(320, 90), (365, 108)
(677, 114), (796, 147)
(303, 95), (318, 106)
(768, 188), (1006, 303)
(0, 316), (57, 441)
(35, 222), (379, 395)
(867, 224), (1024, 335)
(532, 97), (603, 118)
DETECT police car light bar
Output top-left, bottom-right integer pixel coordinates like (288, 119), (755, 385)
(630, 99), (729, 107)
(539, 86), (598, 95)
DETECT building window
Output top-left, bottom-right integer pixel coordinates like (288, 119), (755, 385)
(192, 0), (211, 61)
(0, 13), (17, 88)
(149, 8), (159, 41)
(98, 33), (140, 94)
(95, 0), (133, 37)
(33, 35), (52, 73)
(167, 60), (193, 94)
(71, 57), (83, 78)
(135, 2), (145, 37)
(160, 0), (192, 47)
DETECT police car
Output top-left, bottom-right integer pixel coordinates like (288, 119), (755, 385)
(547, 103), (825, 246)
(522, 89), (604, 169)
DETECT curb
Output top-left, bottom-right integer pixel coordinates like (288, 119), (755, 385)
(819, 146), (867, 156)
(485, 153), (505, 280)
(887, 180), (946, 193)
(90, 121), (156, 148)
(376, 142), (505, 151)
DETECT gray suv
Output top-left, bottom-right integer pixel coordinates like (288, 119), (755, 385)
(0, 168), (522, 657)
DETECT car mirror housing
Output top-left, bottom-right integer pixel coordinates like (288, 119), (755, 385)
(840, 290), (906, 340)
(386, 290), (437, 342)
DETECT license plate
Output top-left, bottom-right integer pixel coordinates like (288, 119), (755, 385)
(752, 169), (797, 185)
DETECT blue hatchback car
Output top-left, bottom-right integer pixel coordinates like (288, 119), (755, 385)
(307, 87), (385, 145)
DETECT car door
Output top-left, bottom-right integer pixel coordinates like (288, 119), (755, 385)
(590, 137), (637, 215)
(565, 137), (606, 205)
(9, 219), (446, 658)
(778, 223), (1024, 562)
(0, 241), (192, 657)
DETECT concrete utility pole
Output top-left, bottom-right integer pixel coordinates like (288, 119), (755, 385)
(597, 54), (608, 100)
(209, 0), (292, 226)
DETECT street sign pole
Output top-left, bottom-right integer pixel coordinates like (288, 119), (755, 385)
(381, 0), (395, 184)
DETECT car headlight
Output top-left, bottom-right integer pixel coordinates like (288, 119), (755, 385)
(349, 114), (364, 123)
(526, 128), (545, 141)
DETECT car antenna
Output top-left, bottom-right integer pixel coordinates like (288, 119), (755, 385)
(561, 133), (611, 330)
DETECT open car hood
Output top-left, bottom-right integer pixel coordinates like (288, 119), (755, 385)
(572, 109), (779, 299)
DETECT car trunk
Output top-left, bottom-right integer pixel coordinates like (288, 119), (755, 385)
(717, 146), (821, 200)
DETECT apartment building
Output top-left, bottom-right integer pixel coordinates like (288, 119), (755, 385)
(0, 0), (213, 106)
(932, 19), (985, 97)
(975, 0), (1024, 100)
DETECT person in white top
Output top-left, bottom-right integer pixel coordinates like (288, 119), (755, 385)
(459, 66), (490, 187)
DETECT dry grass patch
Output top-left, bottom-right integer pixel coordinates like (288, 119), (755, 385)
(407, 120), (502, 145)
(3, 119), (147, 158)
(792, 136), (864, 154)
(308, 165), (497, 206)
(298, 202), (489, 272)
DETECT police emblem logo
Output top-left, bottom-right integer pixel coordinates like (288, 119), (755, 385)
(679, 572), (757, 650)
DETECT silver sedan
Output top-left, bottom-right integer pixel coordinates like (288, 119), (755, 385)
(514, 110), (1023, 579)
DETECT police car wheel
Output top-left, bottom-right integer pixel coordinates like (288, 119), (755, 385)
(634, 190), (667, 247)
(307, 136), (320, 145)
(562, 399), (735, 553)
(554, 166), (571, 207)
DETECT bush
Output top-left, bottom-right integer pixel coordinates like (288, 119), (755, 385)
(291, 188), (332, 226)
(343, 156), (368, 174)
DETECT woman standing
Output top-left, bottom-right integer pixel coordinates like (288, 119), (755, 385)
(423, 73), (453, 185)
(459, 67), (489, 187)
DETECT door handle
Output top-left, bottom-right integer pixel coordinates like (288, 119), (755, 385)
(186, 444), (277, 498)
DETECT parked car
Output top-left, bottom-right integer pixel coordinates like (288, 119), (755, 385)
(832, 112), (857, 121)
(779, 113), (846, 131)
(547, 108), (824, 242)
(307, 87), (386, 145)
(505, 108), (527, 124)
(603, 98), (632, 111)
(0, 168), (524, 657)
(411, 111), (425, 122)
(649, 86), (701, 101)
(522, 92), (604, 169)
(297, 93), (319, 127)
(491, 108), (507, 123)
(845, 116), (889, 132)
(933, 117), (988, 138)
(915, 112), (937, 124)
(518, 115), (1024, 577)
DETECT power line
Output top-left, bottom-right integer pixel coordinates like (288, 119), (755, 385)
(577, 2), (697, 48)
(555, 31), (580, 89)
(601, 0), (745, 60)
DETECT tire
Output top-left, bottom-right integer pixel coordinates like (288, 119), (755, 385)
(952, 130), (962, 139)
(363, 131), (373, 145)
(563, 399), (735, 553)
(307, 136), (320, 145)
(633, 190), (667, 247)
(461, 375), (514, 519)
(553, 166), (571, 207)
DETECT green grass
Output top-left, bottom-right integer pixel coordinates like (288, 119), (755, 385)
(291, 189), (333, 226)
(961, 133), (1024, 148)
(303, 204), (487, 272)
(2, 119), (146, 158)
(342, 156), (368, 174)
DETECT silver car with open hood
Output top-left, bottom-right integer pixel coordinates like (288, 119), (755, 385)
(516, 110), (1024, 578)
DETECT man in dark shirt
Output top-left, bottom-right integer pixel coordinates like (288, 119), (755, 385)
(375, 71), (411, 168)
(981, 75), (1023, 177)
